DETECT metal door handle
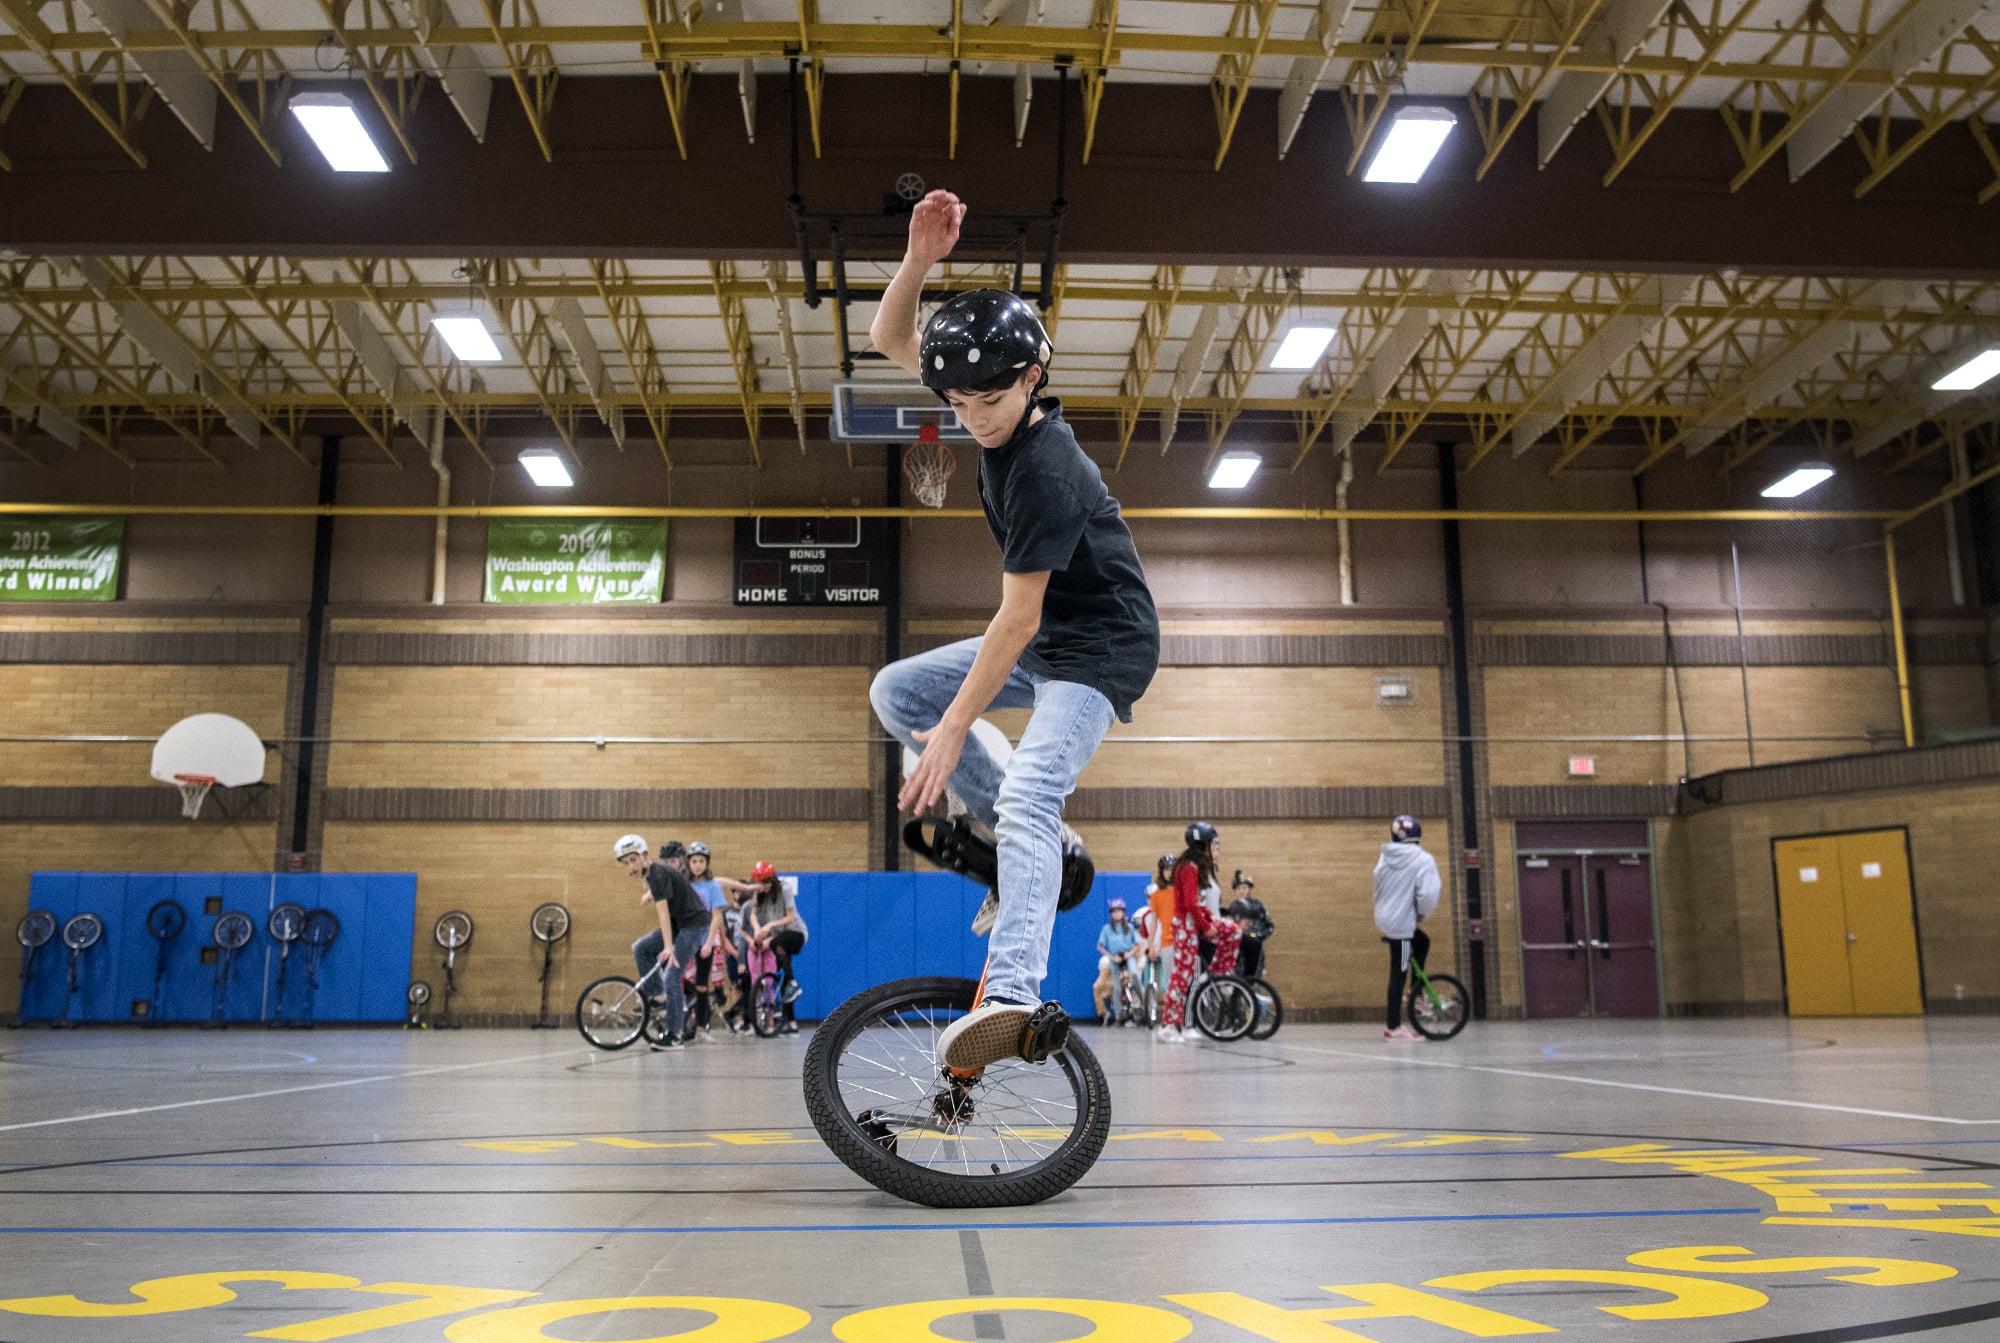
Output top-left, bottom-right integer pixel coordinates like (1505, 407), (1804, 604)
(1595, 867), (1611, 960)
(1561, 868), (1576, 960)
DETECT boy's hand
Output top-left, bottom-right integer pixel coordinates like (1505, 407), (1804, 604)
(906, 190), (965, 267)
(901, 719), (967, 814)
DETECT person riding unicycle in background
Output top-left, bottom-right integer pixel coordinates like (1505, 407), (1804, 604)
(867, 188), (1160, 1072)
(1159, 822), (1241, 1042)
(744, 861), (807, 1036)
(1375, 815), (1442, 1041)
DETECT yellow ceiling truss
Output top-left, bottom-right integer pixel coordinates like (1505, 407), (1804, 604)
(0, 4), (1996, 191)
(1, 258), (1994, 474)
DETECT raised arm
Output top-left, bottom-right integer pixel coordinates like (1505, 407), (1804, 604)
(869, 190), (964, 377)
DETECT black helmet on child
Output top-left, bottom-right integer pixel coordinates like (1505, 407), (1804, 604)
(1185, 821), (1218, 848)
(919, 290), (1053, 400)
(1391, 816), (1422, 842)
(658, 840), (688, 859)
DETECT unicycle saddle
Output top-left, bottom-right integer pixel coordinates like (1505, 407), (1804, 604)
(902, 816), (1096, 912)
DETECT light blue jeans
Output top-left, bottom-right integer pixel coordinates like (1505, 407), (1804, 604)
(870, 637), (1115, 1006)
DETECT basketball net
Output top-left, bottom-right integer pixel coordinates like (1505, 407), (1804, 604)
(904, 422), (956, 509)
(173, 773), (216, 820)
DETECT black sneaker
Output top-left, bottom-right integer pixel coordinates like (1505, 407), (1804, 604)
(778, 1021), (799, 1036)
(650, 1035), (684, 1051)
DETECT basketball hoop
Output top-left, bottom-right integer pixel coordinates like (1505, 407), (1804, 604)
(173, 774), (216, 820)
(904, 422), (956, 509)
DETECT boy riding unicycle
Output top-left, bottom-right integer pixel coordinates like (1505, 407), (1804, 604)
(802, 188), (1160, 1206)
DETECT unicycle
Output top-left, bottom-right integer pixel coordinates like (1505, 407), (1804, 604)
(744, 939), (784, 1037)
(266, 902), (305, 1026)
(802, 814), (1110, 1208)
(1408, 961), (1470, 1040)
(575, 962), (672, 1050)
(144, 901), (186, 1026)
(12, 910), (56, 1028)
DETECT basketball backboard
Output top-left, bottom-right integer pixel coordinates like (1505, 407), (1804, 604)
(831, 382), (977, 444)
(151, 713), (267, 788)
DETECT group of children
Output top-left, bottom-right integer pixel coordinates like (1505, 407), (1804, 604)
(1093, 821), (1274, 1042)
(613, 834), (809, 1048)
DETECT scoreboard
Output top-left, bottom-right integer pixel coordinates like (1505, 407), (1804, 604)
(733, 517), (889, 606)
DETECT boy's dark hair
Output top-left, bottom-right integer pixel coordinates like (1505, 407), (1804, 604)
(948, 363), (1042, 398)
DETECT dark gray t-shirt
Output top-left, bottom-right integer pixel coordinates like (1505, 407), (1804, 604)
(976, 400), (1160, 721)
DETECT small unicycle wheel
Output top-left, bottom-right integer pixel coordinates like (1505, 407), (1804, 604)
(804, 976), (1110, 1208)
(1409, 972), (1470, 1040)
(750, 973), (784, 1037)
(576, 971), (671, 1051)
(1189, 973), (1258, 1041)
(1247, 976), (1283, 1039)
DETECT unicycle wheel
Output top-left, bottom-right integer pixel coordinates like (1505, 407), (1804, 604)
(575, 976), (647, 1050)
(1409, 972), (1470, 1040)
(803, 976), (1110, 1208)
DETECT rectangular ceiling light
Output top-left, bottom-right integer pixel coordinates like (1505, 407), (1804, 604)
(519, 448), (574, 488)
(288, 92), (390, 173)
(1932, 348), (2000, 392)
(1761, 464), (1834, 498)
(1363, 107), (1458, 183)
(431, 314), (503, 363)
(1270, 325), (1340, 371)
(1209, 451), (1262, 490)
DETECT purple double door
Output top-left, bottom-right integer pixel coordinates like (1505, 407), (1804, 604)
(1516, 821), (1662, 1019)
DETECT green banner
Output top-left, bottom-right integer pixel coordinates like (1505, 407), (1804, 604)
(484, 519), (666, 604)
(0, 517), (123, 602)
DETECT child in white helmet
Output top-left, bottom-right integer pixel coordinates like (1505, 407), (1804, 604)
(1374, 815), (1442, 1041)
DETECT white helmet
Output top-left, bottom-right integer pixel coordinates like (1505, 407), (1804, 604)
(613, 834), (647, 862)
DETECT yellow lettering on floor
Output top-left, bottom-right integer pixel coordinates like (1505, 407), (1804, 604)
(1386, 1137), (1531, 1148)
(251, 1284), (537, 1342)
(589, 1138), (720, 1150)
(1766, 1215), (2000, 1238)
(1773, 1196), (2000, 1215)
(464, 1141), (579, 1154)
(1167, 1285), (1554, 1340)
(447, 1296), (811, 1343)
(1244, 1133), (1403, 1146)
(1424, 1270), (1767, 1321)
(1562, 1144), (1818, 1174)
(707, 1132), (818, 1146)
(0, 1272), (360, 1319)
(1626, 1246), (1956, 1285)
(833, 1298), (1190, 1343)
(1702, 1168), (1928, 1187)
(1106, 1130), (1225, 1143)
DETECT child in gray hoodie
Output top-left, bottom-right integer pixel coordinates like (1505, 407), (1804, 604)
(1373, 815), (1442, 1040)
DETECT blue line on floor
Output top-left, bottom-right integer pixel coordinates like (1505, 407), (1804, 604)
(0, 1208), (1764, 1234)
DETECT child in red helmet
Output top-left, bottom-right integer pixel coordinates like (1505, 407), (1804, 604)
(743, 860), (808, 1036)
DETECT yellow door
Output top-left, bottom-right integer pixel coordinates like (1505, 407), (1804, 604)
(1836, 830), (1923, 1015)
(1774, 836), (1852, 1016)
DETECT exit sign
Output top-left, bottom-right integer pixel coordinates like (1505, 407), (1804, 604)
(1568, 756), (1597, 777)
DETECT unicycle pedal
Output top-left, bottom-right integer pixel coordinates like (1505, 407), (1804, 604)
(904, 816), (1097, 913)
(1019, 1002), (1071, 1063)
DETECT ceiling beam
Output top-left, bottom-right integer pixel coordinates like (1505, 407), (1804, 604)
(1538, 0), (1676, 167)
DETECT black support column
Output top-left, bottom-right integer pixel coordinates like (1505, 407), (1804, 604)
(880, 446), (904, 871)
(1438, 443), (1488, 1019)
(279, 435), (340, 870)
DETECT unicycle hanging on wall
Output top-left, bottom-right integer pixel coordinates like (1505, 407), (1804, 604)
(266, 902), (306, 1026)
(56, 913), (103, 1028)
(802, 724), (1112, 1208)
(299, 910), (340, 1028)
(207, 911), (254, 1028)
(434, 911), (474, 1029)
(12, 910), (57, 1028)
(144, 900), (186, 1026)
(529, 902), (570, 1029)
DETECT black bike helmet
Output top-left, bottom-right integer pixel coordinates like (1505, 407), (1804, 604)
(919, 290), (1052, 400)
(1391, 815), (1422, 842)
(1185, 821), (1218, 847)
(658, 840), (688, 860)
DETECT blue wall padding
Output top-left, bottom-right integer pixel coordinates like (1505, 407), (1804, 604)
(18, 872), (416, 1025)
(788, 869), (1151, 1021)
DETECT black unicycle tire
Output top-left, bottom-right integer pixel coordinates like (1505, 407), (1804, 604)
(752, 974), (783, 1037)
(803, 976), (1111, 1209)
(1189, 974), (1257, 1041)
(1247, 976), (1284, 1039)
(575, 975), (646, 1050)
(1408, 972), (1470, 1040)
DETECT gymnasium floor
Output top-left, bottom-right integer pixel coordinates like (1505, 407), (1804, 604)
(1, 1020), (1995, 1342)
